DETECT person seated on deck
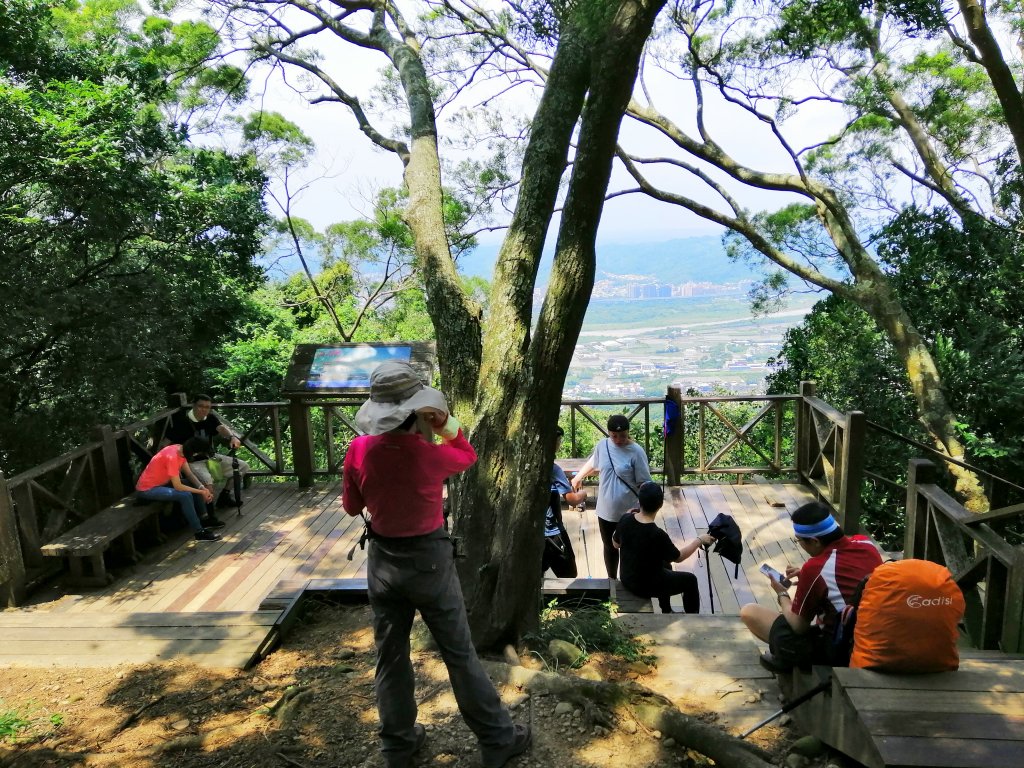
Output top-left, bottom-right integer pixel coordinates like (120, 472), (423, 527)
(543, 426), (588, 578)
(613, 481), (714, 614)
(135, 437), (223, 541)
(740, 501), (883, 673)
(164, 394), (250, 511)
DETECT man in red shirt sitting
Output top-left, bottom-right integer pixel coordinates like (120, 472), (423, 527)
(740, 501), (882, 671)
(135, 437), (221, 541)
(343, 361), (529, 768)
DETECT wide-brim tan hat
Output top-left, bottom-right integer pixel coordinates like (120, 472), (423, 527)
(355, 361), (449, 435)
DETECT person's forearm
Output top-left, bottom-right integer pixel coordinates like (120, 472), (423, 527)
(679, 538), (701, 560)
(172, 476), (203, 495)
(572, 460), (596, 488)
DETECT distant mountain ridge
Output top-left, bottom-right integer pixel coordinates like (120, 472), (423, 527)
(457, 235), (755, 285)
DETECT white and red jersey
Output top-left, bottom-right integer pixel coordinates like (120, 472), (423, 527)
(791, 535), (882, 634)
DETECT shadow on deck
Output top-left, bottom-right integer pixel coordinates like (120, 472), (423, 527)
(0, 479), (811, 668)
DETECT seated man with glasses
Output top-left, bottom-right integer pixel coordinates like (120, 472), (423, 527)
(739, 501), (882, 672)
(165, 394), (250, 512)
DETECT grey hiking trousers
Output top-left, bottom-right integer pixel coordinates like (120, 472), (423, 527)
(367, 528), (514, 765)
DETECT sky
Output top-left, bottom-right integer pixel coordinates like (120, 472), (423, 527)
(250, 4), (844, 250)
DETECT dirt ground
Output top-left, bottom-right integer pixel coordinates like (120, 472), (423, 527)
(0, 601), (848, 768)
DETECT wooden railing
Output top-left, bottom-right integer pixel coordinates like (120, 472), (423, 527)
(10, 378), (1020, 650)
(561, 390), (800, 484)
(561, 397), (664, 467)
(794, 381), (866, 533)
(0, 399), (185, 604)
(216, 397), (364, 484)
(906, 459), (1024, 653)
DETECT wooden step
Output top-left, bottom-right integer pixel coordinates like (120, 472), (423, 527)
(0, 610), (282, 669)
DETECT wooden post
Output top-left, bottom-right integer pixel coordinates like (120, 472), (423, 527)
(0, 473), (26, 607)
(1002, 549), (1024, 654)
(795, 381), (815, 483)
(664, 386), (683, 485)
(838, 410), (865, 534)
(92, 425), (124, 503)
(289, 397), (315, 488)
(904, 459), (936, 558)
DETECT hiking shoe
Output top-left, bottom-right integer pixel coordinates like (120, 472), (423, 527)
(481, 724), (531, 768)
(202, 516), (226, 529)
(216, 491), (236, 510)
(194, 528), (221, 542)
(384, 723), (427, 767)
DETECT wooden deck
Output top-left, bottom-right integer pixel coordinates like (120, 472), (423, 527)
(0, 480), (814, 667)
(789, 656), (1024, 768)
(13, 479), (816, 617)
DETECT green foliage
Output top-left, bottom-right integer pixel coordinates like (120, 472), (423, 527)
(772, 0), (946, 58)
(525, 599), (654, 666)
(0, 702), (63, 744)
(768, 208), (1024, 541)
(0, 0), (268, 474)
(877, 209), (1024, 480)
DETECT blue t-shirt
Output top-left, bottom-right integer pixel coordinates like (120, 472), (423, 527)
(545, 464), (572, 537)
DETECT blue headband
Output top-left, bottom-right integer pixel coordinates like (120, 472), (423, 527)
(793, 514), (839, 539)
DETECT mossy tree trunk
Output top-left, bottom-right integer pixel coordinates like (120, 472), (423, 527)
(246, 0), (667, 647)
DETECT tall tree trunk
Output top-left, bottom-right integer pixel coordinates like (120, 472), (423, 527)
(390, 37), (483, 411)
(828, 233), (990, 511)
(455, 0), (668, 649)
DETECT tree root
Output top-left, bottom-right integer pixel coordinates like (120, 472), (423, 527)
(111, 694), (165, 735)
(485, 661), (777, 768)
(270, 686), (313, 727)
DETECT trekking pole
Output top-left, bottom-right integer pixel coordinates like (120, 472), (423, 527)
(739, 677), (832, 739)
(230, 448), (244, 517)
(701, 542), (714, 614)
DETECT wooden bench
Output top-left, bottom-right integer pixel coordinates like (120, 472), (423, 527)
(610, 579), (654, 613)
(40, 498), (166, 587)
(788, 657), (1024, 768)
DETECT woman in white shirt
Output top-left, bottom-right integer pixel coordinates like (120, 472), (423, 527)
(571, 414), (653, 579)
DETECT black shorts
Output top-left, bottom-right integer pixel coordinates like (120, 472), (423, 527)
(768, 614), (838, 670)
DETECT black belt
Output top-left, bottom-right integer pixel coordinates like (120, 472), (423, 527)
(369, 526), (447, 545)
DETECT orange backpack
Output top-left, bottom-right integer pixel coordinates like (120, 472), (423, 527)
(849, 559), (965, 673)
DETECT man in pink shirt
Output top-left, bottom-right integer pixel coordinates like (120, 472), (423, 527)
(343, 362), (529, 768)
(136, 437), (221, 541)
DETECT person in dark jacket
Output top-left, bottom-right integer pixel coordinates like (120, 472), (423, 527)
(613, 482), (713, 613)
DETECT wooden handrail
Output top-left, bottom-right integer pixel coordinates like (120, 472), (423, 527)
(908, 460), (1024, 652)
(802, 395), (846, 425)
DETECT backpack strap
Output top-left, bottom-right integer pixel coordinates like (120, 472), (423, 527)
(605, 440), (640, 499)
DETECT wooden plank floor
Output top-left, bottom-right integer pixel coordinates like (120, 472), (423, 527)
(16, 479), (815, 618)
(0, 479), (815, 667)
(0, 610), (282, 668)
(790, 657), (1024, 768)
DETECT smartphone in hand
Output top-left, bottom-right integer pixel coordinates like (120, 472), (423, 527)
(759, 562), (792, 588)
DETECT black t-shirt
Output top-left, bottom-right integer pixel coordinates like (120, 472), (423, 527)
(614, 512), (679, 596)
(166, 409), (222, 445)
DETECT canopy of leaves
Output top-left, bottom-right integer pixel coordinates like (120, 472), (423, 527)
(767, 207), (1024, 537)
(0, 0), (268, 474)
